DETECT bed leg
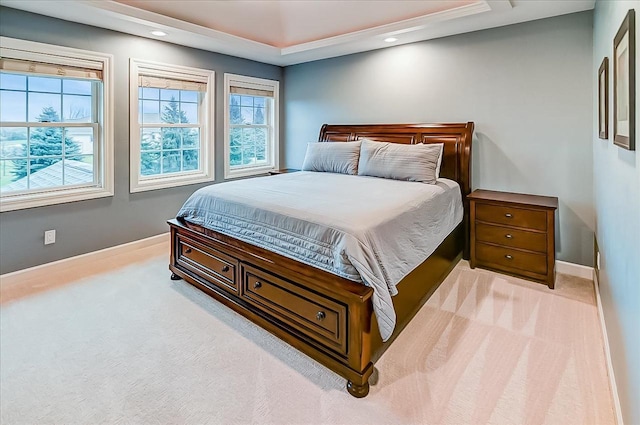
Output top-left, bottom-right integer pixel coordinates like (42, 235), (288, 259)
(170, 273), (183, 281)
(346, 380), (370, 398)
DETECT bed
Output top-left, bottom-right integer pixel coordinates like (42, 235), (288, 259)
(168, 122), (474, 397)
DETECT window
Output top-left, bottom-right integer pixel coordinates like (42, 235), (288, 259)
(224, 74), (279, 179)
(0, 37), (113, 212)
(129, 59), (214, 192)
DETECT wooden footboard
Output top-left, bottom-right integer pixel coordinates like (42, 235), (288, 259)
(169, 218), (463, 397)
(169, 218), (376, 396)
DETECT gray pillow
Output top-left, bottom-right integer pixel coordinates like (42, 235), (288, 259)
(357, 139), (444, 184)
(301, 141), (361, 175)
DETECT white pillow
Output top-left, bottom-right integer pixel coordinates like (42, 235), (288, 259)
(301, 141), (361, 175)
(357, 139), (444, 184)
(433, 143), (444, 178)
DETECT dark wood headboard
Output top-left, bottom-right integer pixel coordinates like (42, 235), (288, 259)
(318, 122), (475, 258)
(318, 122), (474, 197)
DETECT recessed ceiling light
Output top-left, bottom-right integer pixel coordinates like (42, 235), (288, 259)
(151, 30), (167, 37)
(384, 37), (398, 43)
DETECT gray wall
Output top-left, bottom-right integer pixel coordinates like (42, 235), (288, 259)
(284, 12), (594, 266)
(593, 1), (640, 424)
(0, 7), (283, 274)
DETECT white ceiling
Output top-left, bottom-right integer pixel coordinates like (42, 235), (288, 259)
(1, 0), (595, 66)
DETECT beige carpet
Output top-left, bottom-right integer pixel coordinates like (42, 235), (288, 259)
(0, 253), (615, 424)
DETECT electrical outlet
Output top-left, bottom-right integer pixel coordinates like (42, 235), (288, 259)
(44, 230), (56, 245)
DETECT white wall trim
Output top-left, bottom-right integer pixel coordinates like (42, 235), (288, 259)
(556, 260), (594, 280)
(593, 271), (624, 425)
(0, 233), (169, 285)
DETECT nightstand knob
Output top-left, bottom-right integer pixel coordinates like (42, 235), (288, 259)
(505, 213), (513, 218)
(184, 247), (192, 254)
(505, 234), (513, 239)
(254, 281), (262, 289)
(221, 265), (230, 272)
(505, 254), (513, 260)
(316, 311), (326, 321)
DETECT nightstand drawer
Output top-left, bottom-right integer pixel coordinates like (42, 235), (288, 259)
(476, 204), (546, 231)
(475, 222), (547, 253)
(476, 243), (547, 275)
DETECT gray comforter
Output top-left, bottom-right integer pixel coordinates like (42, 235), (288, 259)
(177, 171), (463, 341)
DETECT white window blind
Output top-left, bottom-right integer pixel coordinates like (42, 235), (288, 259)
(138, 75), (206, 92)
(0, 58), (103, 80)
(229, 86), (274, 98)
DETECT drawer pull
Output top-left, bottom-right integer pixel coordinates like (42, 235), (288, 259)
(505, 213), (513, 218)
(254, 281), (262, 289)
(316, 311), (326, 321)
(221, 265), (230, 272)
(505, 254), (513, 260)
(184, 247), (192, 254)
(505, 234), (513, 239)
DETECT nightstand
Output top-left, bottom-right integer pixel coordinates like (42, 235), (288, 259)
(468, 190), (559, 288)
(268, 168), (300, 175)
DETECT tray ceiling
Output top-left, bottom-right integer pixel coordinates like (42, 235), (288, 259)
(0, 0), (595, 66)
(115, 0), (477, 48)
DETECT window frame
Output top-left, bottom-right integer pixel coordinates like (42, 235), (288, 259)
(0, 36), (114, 212)
(129, 59), (215, 193)
(224, 73), (279, 179)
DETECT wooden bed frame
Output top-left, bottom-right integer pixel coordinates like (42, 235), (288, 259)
(168, 122), (474, 397)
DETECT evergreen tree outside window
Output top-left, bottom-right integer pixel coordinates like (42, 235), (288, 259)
(0, 73), (98, 191)
(138, 89), (200, 176)
(10, 107), (82, 180)
(229, 94), (268, 167)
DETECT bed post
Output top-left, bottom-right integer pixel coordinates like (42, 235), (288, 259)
(461, 122), (474, 260)
(345, 290), (374, 397)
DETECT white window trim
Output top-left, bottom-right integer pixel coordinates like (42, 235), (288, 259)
(129, 58), (215, 193)
(0, 36), (114, 213)
(224, 73), (279, 180)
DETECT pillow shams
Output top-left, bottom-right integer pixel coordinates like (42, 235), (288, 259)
(301, 141), (361, 175)
(358, 139), (444, 184)
(434, 143), (444, 179)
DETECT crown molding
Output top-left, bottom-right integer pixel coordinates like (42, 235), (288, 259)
(280, 1), (493, 56)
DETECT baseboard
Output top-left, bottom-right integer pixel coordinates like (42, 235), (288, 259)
(0, 233), (169, 301)
(593, 270), (624, 425)
(556, 260), (594, 280)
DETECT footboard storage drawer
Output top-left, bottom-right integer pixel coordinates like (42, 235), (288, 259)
(176, 234), (239, 294)
(241, 264), (348, 356)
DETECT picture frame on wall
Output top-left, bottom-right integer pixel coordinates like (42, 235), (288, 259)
(613, 9), (636, 150)
(598, 57), (609, 139)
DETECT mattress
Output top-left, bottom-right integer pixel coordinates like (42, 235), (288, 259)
(177, 171), (463, 340)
